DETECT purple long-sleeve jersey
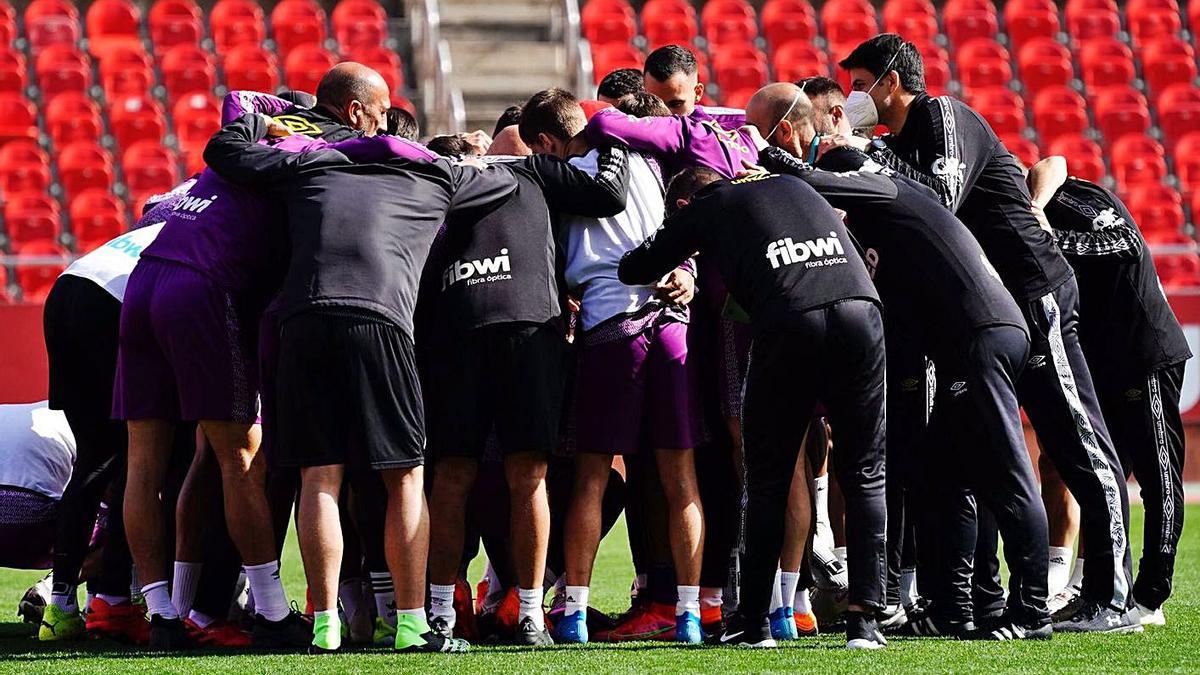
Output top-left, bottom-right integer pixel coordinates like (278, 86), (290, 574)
(142, 92), (434, 303)
(690, 104), (746, 130)
(582, 107), (758, 179)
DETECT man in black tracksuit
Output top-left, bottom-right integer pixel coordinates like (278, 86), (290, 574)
(1030, 162), (1191, 624)
(619, 170), (887, 650)
(756, 136), (1051, 640)
(837, 33), (1137, 632)
(423, 143), (632, 646)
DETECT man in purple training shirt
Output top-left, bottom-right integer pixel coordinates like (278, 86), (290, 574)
(113, 63), (430, 651)
(642, 45), (747, 128)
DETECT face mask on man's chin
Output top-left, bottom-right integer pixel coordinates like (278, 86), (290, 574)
(844, 90), (879, 132)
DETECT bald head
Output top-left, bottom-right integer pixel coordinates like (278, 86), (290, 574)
(315, 62), (391, 136)
(488, 125), (531, 156)
(746, 83), (816, 159)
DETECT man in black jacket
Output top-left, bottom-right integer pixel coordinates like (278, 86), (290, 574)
(1028, 157), (1191, 628)
(832, 33), (1138, 633)
(619, 169), (888, 651)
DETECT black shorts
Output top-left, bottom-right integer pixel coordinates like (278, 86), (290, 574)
(427, 321), (565, 460)
(276, 310), (425, 470)
(44, 275), (122, 414)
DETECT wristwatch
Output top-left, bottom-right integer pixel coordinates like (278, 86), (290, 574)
(866, 138), (888, 155)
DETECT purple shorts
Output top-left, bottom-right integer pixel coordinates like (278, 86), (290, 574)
(112, 258), (259, 422)
(574, 318), (698, 454)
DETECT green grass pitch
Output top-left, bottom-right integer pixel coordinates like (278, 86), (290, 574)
(0, 504), (1196, 673)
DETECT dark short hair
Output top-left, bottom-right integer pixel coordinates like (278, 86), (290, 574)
(426, 134), (473, 157)
(279, 89), (317, 108)
(615, 92), (671, 118)
(385, 107), (419, 140)
(796, 76), (846, 102)
(493, 105), (523, 137)
(665, 166), (723, 215)
(518, 88), (583, 146)
(645, 45), (698, 82)
(838, 33), (925, 94)
(598, 68), (644, 99)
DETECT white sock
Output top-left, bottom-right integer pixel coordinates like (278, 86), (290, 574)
(769, 568), (784, 613)
(369, 571), (395, 626)
(1068, 558), (1085, 590)
(676, 585), (700, 617)
(96, 593), (129, 606)
(794, 587), (812, 615)
(780, 572), (801, 611)
(50, 585), (78, 613)
(244, 561), (289, 622)
(564, 585), (589, 617)
(142, 580), (178, 620)
(429, 583), (457, 628)
(188, 609), (215, 629)
(1047, 546), (1074, 596)
(396, 607), (426, 622)
(338, 579), (365, 622)
(518, 587), (544, 630)
(813, 474), (833, 550)
(171, 561), (202, 618)
(900, 568), (917, 606)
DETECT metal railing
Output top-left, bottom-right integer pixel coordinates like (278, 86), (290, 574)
(559, 0), (593, 97)
(409, 0), (464, 135)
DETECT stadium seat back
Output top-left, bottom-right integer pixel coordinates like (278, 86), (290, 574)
(149, 0), (203, 52)
(284, 44), (338, 97)
(85, 0), (142, 57)
(57, 141), (114, 196)
(1033, 86), (1088, 140)
(644, 14), (699, 47)
(173, 92), (221, 173)
(0, 156), (51, 197)
(108, 94), (166, 149)
(210, 0), (266, 50)
(586, 0), (635, 24)
(69, 189), (127, 251)
(772, 40), (829, 81)
(346, 46), (404, 92)
(122, 140), (180, 196)
(1004, 0), (1059, 49)
(4, 194), (62, 246)
(160, 44), (216, 96)
(1141, 38), (1197, 96)
(222, 44), (280, 93)
(590, 42), (643, 83)
(1157, 84), (1200, 145)
(761, 0), (817, 48)
(271, 0), (328, 57)
(15, 241), (67, 302)
(34, 45), (91, 100)
(584, 11), (637, 45)
(46, 92), (103, 145)
(1174, 132), (1200, 194)
(24, 0), (82, 52)
(1017, 38), (1073, 94)
(0, 48), (26, 96)
(0, 95), (39, 143)
(1047, 134), (1106, 182)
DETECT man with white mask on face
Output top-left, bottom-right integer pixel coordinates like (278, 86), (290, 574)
(825, 33), (1139, 636)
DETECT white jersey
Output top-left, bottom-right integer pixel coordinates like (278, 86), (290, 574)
(563, 151), (667, 331)
(60, 223), (164, 302)
(0, 402), (76, 499)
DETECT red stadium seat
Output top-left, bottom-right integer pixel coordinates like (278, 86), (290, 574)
(15, 242), (68, 302)
(173, 92), (221, 175)
(882, 0), (934, 24)
(46, 92), (102, 145)
(1141, 38), (1197, 97)
(332, 0), (388, 52)
(0, 48), (25, 96)
(1174, 132), (1200, 195)
(210, 0), (266, 51)
(761, 0), (817, 49)
(1092, 86), (1151, 142)
(222, 44), (280, 93)
(4, 194), (61, 246)
(97, 43), (156, 100)
(824, 15), (878, 53)
(944, 3), (998, 47)
(84, 0), (142, 58)
(1126, 184), (1184, 232)
(1017, 38), (1073, 95)
(149, 0), (203, 53)
(0, 141), (50, 198)
(0, 95), (38, 143)
(721, 87), (758, 109)
(1065, 0), (1120, 41)
(713, 47), (768, 93)
(968, 88), (1026, 135)
(821, 0), (874, 22)
(701, 0), (755, 26)
(108, 94), (166, 150)
(590, 43), (643, 83)
(390, 92), (416, 115)
(584, 11), (637, 45)
(887, 13), (939, 43)
(1079, 38), (1135, 89)
(160, 44), (216, 97)
(122, 141), (180, 197)
(956, 39), (1012, 90)
(57, 141), (114, 197)
(587, 0), (636, 24)
(1033, 86), (1089, 141)
(0, 266), (9, 304)
(1129, 8), (1182, 46)
(644, 14), (699, 48)
(24, 0), (81, 53)
(69, 190), (126, 252)
(1047, 134), (1106, 182)
(1157, 84), (1200, 147)
(1004, 0), (1060, 50)
(346, 46), (404, 92)
(284, 44), (338, 97)
(1154, 253), (1200, 289)
(702, 0), (758, 48)
(270, 0), (328, 58)
(772, 40), (829, 81)
(640, 0), (692, 28)
(1110, 135), (1168, 189)
(0, 0), (13, 46)
(34, 45), (91, 101)
(1191, 0), (1200, 46)
(1000, 134), (1040, 167)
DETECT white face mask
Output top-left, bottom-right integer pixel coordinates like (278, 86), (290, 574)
(844, 47), (904, 131)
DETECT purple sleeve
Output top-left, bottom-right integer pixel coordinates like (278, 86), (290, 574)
(221, 91), (296, 125)
(330, 135), (440, 163)
(583, 108), (685, 156)
(692, 105), (747, 130)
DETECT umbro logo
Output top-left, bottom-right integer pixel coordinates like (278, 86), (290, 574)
(1028, 355), (1047, 368)
(950, 381), (968, 397)
(1125, 388), (1144, 401)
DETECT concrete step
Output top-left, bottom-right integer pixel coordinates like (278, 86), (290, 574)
(449, 41), (567, 97)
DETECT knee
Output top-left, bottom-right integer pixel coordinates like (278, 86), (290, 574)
(505, 455), (547, 494)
